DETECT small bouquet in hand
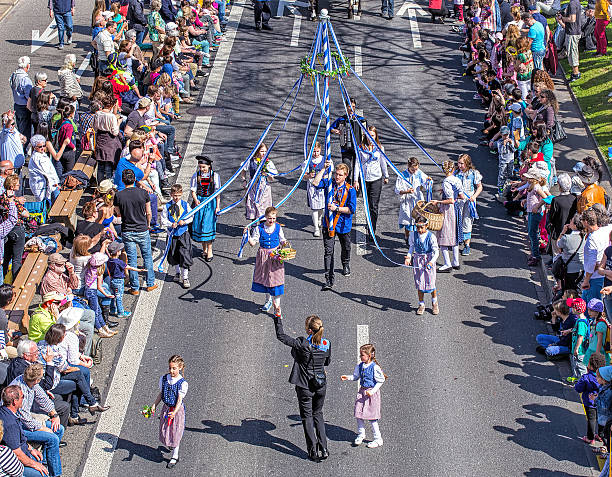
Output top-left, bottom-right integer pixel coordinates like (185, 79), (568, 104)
(254, 156), (270, 174)
(141, 405), (153, 418)
(269, 241), (297, 263)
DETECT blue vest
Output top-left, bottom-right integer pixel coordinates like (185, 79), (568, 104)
(161, 374), (185, 407)
(166, 200), (188, 236)
(310, 157), (325, 174)
(258, 223), (280, 249)
(413, 231), (434, 255)
(358, 362), (376, 388)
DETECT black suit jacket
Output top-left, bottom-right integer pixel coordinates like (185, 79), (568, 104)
(274, 317), (331, 389)
(5, 358), (56, 390)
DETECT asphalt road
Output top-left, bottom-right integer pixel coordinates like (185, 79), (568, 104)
(0, 0), (600, 476)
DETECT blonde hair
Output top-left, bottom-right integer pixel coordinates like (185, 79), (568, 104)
(442, 160), (455, 175)
(169, 355), (185, 375)
(335, 163), (349, 176)
(73, 235), (92, 257)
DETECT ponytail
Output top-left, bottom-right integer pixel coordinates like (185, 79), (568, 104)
(62, 104), (75, 120)
(359, 344), (389, 379)
(305, 315), (323, 347)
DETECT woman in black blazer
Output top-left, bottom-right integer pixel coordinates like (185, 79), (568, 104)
(273, 314), (331, 462)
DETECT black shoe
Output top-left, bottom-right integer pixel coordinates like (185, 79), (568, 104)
(59, 441), (67, 448)
(308, 448), (321, 462)
(388, 14), (394, 19)
(262, 24), (273, 30)
(191, 85), (200, 91)
(91, 387), (101, 402)
(106, 320), (119, 328)
(196, 70), (207, 77)
(167, 457), (179, 468)
(321, 281), (333, 291)
(255, 24), (262, 30)
(318, 444), (329, 460)
(342, 265), (351, 277)
(535, 345), (547, 355)
(547, 353), (567, 362)
(452, 265), (460, 270)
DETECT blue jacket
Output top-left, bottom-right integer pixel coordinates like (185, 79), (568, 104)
(596, 384), (612, 425)
(575, 370), (600, 408)
(48, 0), (73, 14)
(160, 0), (177, 23)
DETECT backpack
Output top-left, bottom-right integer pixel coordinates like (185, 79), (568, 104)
(597, 317), (612, 353)
(53, 118), (78, 151)
(91, 334), (103, 365)
(80, 127), (95, 152)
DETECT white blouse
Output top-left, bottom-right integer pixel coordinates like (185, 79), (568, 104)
(345, 361), (385, 393)
(159, 374), (189, 398)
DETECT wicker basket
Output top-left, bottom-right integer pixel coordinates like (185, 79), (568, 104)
(282, 248), (297, 260)
(411, 200), (444, 231)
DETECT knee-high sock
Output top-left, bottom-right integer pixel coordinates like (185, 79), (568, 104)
(312, 210), (321, 229)
(356, 418), (366, 436)
(442, 248), (451, 267)
(452, 245), (460, 266)
(272, 296), (281, 308)
(371, 420), (381, 440)
(171, 443), (180, 459)
(181, 267), (189, 280)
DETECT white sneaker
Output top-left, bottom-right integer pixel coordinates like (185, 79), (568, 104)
(366, 438), (383, 448)
(262, 298), (273, 312)
(353, 434), (365, 446)
(166, 171), (176, 177)
(313, 227), (320, 237)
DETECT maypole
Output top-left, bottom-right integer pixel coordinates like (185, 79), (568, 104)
(319, 8), (334, 227)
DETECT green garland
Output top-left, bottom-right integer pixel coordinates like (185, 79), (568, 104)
(300, 52), (351, 78)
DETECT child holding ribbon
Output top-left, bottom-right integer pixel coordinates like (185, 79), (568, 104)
(247, 206), (287, 317)
(161, 184), (194, 289)
(341, 343), (386, 448)
(405, 216), (440, 315)
(148, 355), (188, 469)
(303, 142), (332, 237)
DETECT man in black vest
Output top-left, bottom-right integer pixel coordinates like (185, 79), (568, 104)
(330, 98), (367, 185)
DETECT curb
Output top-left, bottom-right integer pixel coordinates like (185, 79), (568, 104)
(557, 62), (612, 186)
(0, 0), (19, 23)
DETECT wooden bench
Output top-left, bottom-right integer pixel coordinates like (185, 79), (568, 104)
(6, 235), (63, 333)
(48, 151), (97, 230)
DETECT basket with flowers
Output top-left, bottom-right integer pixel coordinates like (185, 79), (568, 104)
(269, 241), (297, 263)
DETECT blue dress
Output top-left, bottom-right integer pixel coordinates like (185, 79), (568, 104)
(190, 171), (219, 242)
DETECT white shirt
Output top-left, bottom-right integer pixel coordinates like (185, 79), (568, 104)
(58, 330), (81, 365)
(354, 146), (388, 183)
(345, 361), (385, 393)
(584, 224), (612, 278)
(190, 171), (221, 193)
(28, 151), (60, 202)
(95, 29), (115, 62)
(408, 231), (440, 263)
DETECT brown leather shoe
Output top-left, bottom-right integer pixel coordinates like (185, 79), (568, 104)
(126, 289), (140, 296)
(145, 284), (159, 292)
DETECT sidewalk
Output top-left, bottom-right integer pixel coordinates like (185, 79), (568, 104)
(0, 0), (18, 22)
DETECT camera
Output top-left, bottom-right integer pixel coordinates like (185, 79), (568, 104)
(534, 303), (553, 321)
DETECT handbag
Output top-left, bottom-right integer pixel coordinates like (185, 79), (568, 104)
(551, 234), (583, 280)
(550, 113), (567, 143)
(308, 344), (326, 390)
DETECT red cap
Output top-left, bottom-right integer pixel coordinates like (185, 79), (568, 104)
(566, 298), (586, 314)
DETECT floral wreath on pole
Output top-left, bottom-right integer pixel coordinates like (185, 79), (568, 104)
(300, 52), (351, 78)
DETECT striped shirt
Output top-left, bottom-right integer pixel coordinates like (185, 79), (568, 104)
(0, 445), (23, 477)
(9, 376), (55, 432)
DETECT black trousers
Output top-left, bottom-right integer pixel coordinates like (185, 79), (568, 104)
(254, 1), (271, 26)
(586, 407), (598, 440)
(341, 149), (356, 184)
(3, 224), (25, 278)
(365, 178), (383, 235)
(322, 228), (351, 282)
(295, 385), (327, 453)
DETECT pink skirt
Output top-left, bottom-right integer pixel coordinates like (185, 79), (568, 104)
(159, 403), (185, 448)
(245, 184), (272, 220)
(413, 253), (436, 292)
(354, 387), (381, 420)
(253, 247), (285, 289)
(437, 202), (457, 247)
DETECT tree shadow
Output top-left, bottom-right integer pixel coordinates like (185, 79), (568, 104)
(186, 418), (308, 460)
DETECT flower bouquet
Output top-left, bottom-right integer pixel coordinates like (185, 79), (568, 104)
(269, 241), (297, 263)
(141, 405), (153, 418)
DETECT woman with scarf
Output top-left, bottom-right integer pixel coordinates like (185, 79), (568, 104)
(273, 314), (330, 463)
(241, 143), (278, 222)
(432, 160), (466, 272)
(190, 156), (220, 262)
(454, 154), (483, 256)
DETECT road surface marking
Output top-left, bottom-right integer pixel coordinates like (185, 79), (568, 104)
(75, 52), (92, 80)
(354, 46), (362, 76)
(31, 20), (58, 53)
(201, 1), (244, 107)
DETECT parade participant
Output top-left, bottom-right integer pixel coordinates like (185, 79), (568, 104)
(313, 162), (356, 290)
(246, 206), (286, 317)
(405, 216), (440, 315)
(432, 160), (465, 273)
(273, 314), (330, 462)
(253, 0), (273, 30)
(303, 142), (331, 237)
(354, 126), (389, 237)
(330, 98), (367, 185)
(190, 156), (220, 261)
(395, 157), (431, 248)
(341, 343), (386, 448)
(454, 154), (483, 256)
(161, 184), (194, 289)
(241, 143), (278, 223)
(149, 355), (187, 469)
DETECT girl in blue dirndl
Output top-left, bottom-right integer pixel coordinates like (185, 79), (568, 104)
(405, 216), (440, 316)
(190, 156), (221, 262)
(149, 355), (188, 469)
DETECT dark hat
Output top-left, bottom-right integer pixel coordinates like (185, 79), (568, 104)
(578, 165), (596, 184)
(107, 241), (125, 255)
(197, 155), (213, 165)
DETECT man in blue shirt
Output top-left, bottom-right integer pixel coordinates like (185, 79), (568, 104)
(524, 13), (546, 70)
(313, 162), (357, 290)
(330, 98), (367, 185)
(8, 57), (33, 144)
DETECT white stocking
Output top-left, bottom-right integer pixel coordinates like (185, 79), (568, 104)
(452, 245), (460, 266)
(371, 420), (381, 440)
(171, 443), (180, 460)
(441, 248), (451, 267)
(356, 418), (366, 436)
(312, 210), (321, 229)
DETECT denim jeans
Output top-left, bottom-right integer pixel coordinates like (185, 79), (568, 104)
(570, 353), (587, 378)
(110, 277), (126, 315)
(136, 29), (146, 44)
(54, 11), (73, 46)
(122, 231), (155, 290)
(582, 277), (604, 303)
(218, 0), (227, 21)
(84, 287), (105, 329)
(156, 124), (176, 154)
(52, 379), (77, 416)
(536, 334), (571, 356)
(97, 161), (114, 184)
(532, 49), (546, 70)
(61, 366), (95, 416)
(536, 334), (559, 348)
(381, 0), (394, 14)
(23, 421), (64, 477)
(527, 212), (543, 259)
